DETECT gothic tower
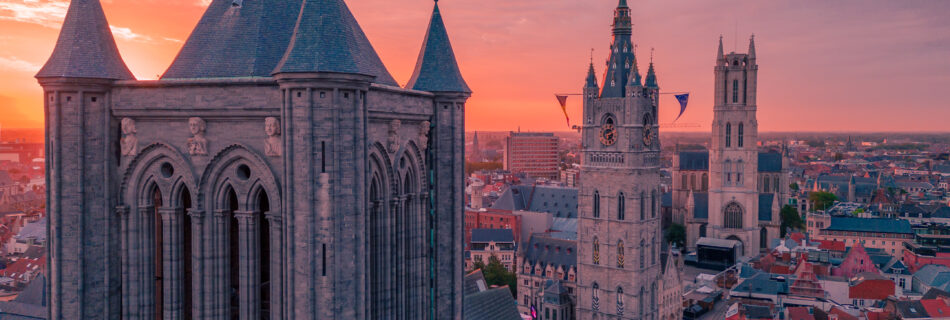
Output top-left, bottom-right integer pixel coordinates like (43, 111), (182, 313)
(576, 1), (664, 318)
(707, 35), (770, 257)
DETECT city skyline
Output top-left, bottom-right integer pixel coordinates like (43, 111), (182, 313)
(1, 0), (949, 132)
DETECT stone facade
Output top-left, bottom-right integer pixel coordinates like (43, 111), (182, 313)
(38, 0), (469, 319)
(575, 2), (675, 319)
(673, 36), (789, 257)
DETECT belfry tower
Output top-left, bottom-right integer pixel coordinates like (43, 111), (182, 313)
(576, 1), (664, 318)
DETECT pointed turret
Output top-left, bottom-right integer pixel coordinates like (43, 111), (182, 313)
(164, 0), (302, 79)
(645, 61), (658, 89)
(627, 51), (642, 88)
(36, 0), (133, 80)
(600, 0), (634, 97)
(406, 1), (470, 93)
(748, 34), (757, 60)
(585, 62), (599, 89)
(274, 0), (397, 85)
(717, 35), (725, 63)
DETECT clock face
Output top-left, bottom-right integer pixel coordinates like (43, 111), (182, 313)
(643, 125), (653, 146)
(600, 123), (617, 146)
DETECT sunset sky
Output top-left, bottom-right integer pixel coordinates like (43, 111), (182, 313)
(1, 0), (948, 132)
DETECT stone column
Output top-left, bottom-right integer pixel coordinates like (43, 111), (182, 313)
(117, 206), (131, 319)
(234, 210), (260, 320)
(138, 206), (154, 319)
(265, 211), (283, 320)
(213, 209), (230, 319)
(159, 207), (183, 320)
(187, 209), (205, 319)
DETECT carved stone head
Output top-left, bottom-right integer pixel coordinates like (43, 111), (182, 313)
(189, 117), (206, 136)
(121, 118), (136, 135)
(265, 117), (280, 137)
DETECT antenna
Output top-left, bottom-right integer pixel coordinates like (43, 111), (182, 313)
(590, 48), (594, 64)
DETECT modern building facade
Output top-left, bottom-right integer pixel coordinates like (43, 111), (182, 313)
(575, 1), (676, 318)
(674, 36), (788, 257)
(37, 0), (469, 319)
(504, 132), (560, 180)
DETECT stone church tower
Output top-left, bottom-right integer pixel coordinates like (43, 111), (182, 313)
(705, 36), (779, 256)
(576, 1), (665, 318)
(37, 0), (469, 319)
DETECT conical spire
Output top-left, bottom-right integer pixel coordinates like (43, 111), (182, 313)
(585, 62), (598, 88)
(627, 49), (642, 87)
(164, 0), (302, 79)
(645, 60), (658, 89)
(36, 0), (133, 80)
(717, 35), (725, 62)
(274, 0), (397, 85)
(748, 34), (756, 59)
(407, 1), (470, 93)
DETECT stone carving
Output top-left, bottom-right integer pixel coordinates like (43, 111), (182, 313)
(387, 119), (401, 153)
(120, 118), (137, 156)
(264, 117), (281, 157)
(418, 121), (431, 147)
(187, 117), (208, 156)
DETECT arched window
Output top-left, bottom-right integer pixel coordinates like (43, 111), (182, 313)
(639, 239), (645, 269)
(640, 192), (646, 220)
(639, 287), (645, 317)
(702, 173), (709, 191)
(724, 202), (743, 229)
(617, 240), (625, 267)
(180, 187), (194, 319)
(592, 283), (600, 312)
(774, 176), (781, 193)
(151, 186), (164, 319)
(593, 237), (600, 265)
(257, 190), (272, 316)
(226, 187), (240, 318)
(738, 123), (744, 147)
(732, 79), (739, 103)
(617, 287), (625, 317)
(618, 193), (626, 221)
(724, 160), (732, 185)
(651, 283), (657, 313)
(651, 190), (657, 218)
(763, 176), (770, 193)
(760, 227), (769, 250)
(681, 174), (688, 190)
(690, 174), (696, 191)
(725, 123), (732, 147)
(593, 190), (601, 218)
(651, 235), (657, 265)
(737, 160), (744, 185)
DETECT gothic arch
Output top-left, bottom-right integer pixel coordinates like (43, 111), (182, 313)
(723, 202), (744, 229)
(200, 144), (281, 213)
(120, 142), (198, 210)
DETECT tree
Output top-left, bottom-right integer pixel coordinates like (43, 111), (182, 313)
(664, 223), (686, 249)
(808, 191), (837, 211)
(789, 182), (799, 192)
(471, 255), (518, 297)
(780, 205), (804, 238)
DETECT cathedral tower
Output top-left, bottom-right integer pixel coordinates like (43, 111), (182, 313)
(706, 35), (776, 256)
(576, 1), (664, 318)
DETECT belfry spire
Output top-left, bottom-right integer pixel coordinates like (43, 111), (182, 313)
(600, 0), (635, 97)
(717, 35), (725, 62)
(36, 0), (133, 80)
(585, 61), (599, 89)
(748, 34), (757, 59)
(406, 0), (470, 93)
(645, 51), (658, 89)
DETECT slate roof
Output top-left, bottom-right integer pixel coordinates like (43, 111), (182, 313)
(471, 229), (514, 243)
(36, 0), (134, 80)
(915, 264), (950, 291)
(491, 185), (578, 218)
(15, 218), (46, 243)
(678, 151), (709, 171)
(759, 193), (774, 221)
(895, 300), (929, 319)
(272, 0), (397, 84)
(644, 62), (658, 89)
(824, 217), (912, 234)
(693, 192), (708, 219)
(584, 63), (598, 88)
(406, 2), (470, 93)
(758, 152), (783, 172)
(13, 274), (46, 306)
(163, 0), (302, 79)
(731, 272), (789, 296)
(463, 269), (487, 296)
(522, 234), (576, 280)
(462, 286), (521, 320)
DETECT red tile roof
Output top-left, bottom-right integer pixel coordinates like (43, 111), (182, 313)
(921, 299), (950, 319)
(787, 306), (816, 320)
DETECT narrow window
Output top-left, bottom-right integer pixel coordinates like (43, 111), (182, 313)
(593, 191), (601, 218)
(725, 123), (732, 147)
(738, 123), (744, 147)
(617, 193), (625, 221)
(617, 287), (625, 317)
(593, 237), (600, 265)
(639, 192), (645, 220)
(617, 241), (625, 267)
(733, 79), (739, 103)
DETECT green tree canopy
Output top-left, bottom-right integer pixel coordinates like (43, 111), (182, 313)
(789, 182), (799, 192)
(808, 191), (837, 211)
(471, 255), (518, 297)
(664, 223), (686, 249)
(780, 205), (804, 238)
